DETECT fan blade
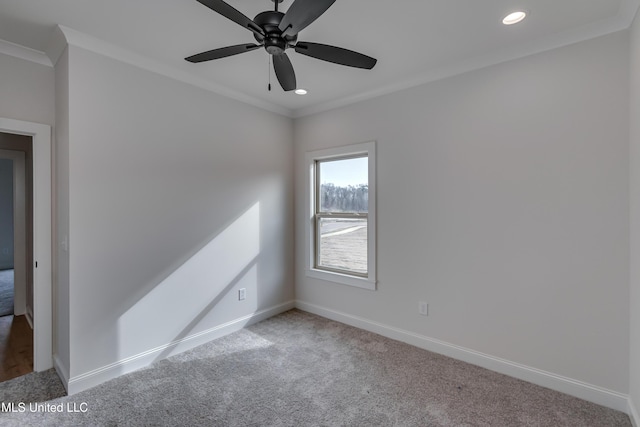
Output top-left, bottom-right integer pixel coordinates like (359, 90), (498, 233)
(278, 0), (336, 37)
(273, 53), (296, 91)
(295, 42), (377, 69)
(196, 0), (264, 36)
(185, 43), (261, 63)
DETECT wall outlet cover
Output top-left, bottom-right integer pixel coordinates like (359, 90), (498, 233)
(419, 301), (428, 316)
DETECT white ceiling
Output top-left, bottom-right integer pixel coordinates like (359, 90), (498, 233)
(0, 0), (638, 117)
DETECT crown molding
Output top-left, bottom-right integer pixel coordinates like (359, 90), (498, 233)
(619, 0), (640, 28)
(49, 25), (293, 118)
(294, 0), (640, 118)
(0, 38), (51, 67)
(2, 0), (638, 119)
(45, 25), (68, 67)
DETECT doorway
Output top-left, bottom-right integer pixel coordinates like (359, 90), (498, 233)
(0, 118), (52, 375)
(0, 134), (34, 381)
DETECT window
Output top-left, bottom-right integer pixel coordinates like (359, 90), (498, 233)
(305, 142), (376, 289)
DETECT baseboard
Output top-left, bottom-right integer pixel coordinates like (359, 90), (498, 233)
(25, 309), (33, 329)
(66, 301), (295, 395)
(295, 300), (630, 414)
(630, 397), (639, 427)
(53, 354), (70, 394)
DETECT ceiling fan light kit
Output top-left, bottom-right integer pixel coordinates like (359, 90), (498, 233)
(185, 0), (377, 92)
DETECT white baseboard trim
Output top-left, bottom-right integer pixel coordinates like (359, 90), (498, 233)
(66, 301), (295, 395)
(629, 397), (639, 427)
(53, 354), (70, 394)
(25, 309), (33, 329)
(295, 300), (630, 414)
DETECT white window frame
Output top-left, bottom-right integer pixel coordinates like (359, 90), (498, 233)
(305, 141), (376, 290)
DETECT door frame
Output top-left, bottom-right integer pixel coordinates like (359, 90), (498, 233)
(0, 118), (52, 371)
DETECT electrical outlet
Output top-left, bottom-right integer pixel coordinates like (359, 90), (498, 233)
(238, 288), (246, 301)
(419, 301), (428, 316)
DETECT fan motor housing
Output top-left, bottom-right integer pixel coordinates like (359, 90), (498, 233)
(253, 11), (297, 55)
(265, 37), (286, 55)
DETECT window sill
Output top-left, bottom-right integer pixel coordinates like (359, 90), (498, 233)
(306, 268), (376, 290)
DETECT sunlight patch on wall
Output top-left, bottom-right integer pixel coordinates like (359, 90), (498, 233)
(117, 202), (261, 359)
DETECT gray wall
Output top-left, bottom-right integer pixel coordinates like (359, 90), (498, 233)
(58, 45), (294, 380)
(629, 8), (640, 420)
(294, 31), (630, 393)
(0, 159), (13, 270)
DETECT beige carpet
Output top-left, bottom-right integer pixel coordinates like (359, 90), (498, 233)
(0, 309), (631, 426)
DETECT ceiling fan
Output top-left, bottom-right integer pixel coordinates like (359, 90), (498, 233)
(185, 0), (377, 92)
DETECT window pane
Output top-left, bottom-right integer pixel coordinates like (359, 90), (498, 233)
(318, 157), (368, 213)
(317, 217), (367, 275)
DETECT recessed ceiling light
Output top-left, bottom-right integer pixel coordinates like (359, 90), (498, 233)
(503, 11), (527, 25)
(295, 89), (308, 95)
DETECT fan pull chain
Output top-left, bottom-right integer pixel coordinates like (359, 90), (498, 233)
(268, 56), (272, 91)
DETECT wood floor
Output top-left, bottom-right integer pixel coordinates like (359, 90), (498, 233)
(0, 315), (33, 382)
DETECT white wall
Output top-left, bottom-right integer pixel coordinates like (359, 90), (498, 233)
(0, 51), (53, 344)
(0, 53), (54, 126)
(295, 32), (630, 394)
(629, 8), (640, 422)
(0, 52), (54, 299)
(2, 20), (633, 407)
(54, 47), (71, 380)
(59, 45), (294, 388)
